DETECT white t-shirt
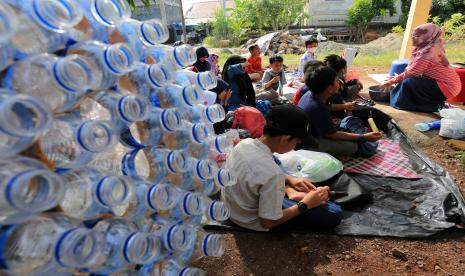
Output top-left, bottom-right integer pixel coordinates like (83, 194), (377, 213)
(222, 138), (285, 231)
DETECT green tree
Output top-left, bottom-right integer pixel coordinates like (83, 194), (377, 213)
(346, 0), (396, 42)
(431, 0), (465, 22)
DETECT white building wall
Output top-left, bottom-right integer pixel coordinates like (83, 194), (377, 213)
(307, 0), (402, 27)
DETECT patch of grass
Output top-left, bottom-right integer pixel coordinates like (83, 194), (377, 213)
(216, 41), (465, 69)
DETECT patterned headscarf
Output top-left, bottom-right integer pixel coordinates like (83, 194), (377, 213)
(410, 23), (449, 67)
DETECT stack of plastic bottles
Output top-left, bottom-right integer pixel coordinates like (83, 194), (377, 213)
(0, 0), (238, 275)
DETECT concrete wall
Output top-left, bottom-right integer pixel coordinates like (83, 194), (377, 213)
(132, 0), (181, 24)
(306, 0), (402, 27)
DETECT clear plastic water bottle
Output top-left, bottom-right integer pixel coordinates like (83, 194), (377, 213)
(0, 89), (52, 157)
(67, 40), (138, 90)
(71, 0), (131, 42)
(155, 222), (197, 253)
(0, 2), (18, 44)
(211, 133), (235, 154)
(138, 259), (206, 276)
(0, 213), (101, 275)
(5, 0), (83, 56)
(188, 140), (211, 160)
(175, 229), (225, 263)
(119, 63), (173, 95)
(161, 122), (212, 150)
(88, 218), (161, 274)
(415, 119), (441, 132)
(121, 107), (182, 148)
(3, 53), (94, 112)
(143, 44), (196, 69)
(39, 112), (117, 168)
(89, 142), (151, 180)
(204, 199), (231, 223)
(108, 19), (169, 53)
(183, 104), (226, 126)
(156, 84), (204, 109)
(176, 70), (218, 91)
(0, 44), (15, 71)
(214, 168), (237, 188)
(170, 191), (207, 222)
(59, 166), (134, 220)
(78, 89), (149, 133)
(0, 157), (64, 225)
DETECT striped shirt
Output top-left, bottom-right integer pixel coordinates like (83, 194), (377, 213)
(388, 59), (461, 98)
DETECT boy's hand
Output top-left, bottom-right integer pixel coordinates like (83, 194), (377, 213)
(241, 62), (251, 69)
(356, 79), (363, 90)
(287, 176), (316, 192)
(363, 132), (383, 142)
(301, 187), (329, 208)
(272, 76), (280, 83)
(343, 102), (355, 110)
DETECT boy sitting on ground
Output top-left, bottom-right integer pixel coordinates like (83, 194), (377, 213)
(298, 65), (382, 157)
(257, 55), (287, 103)
(246, 44), (265, 82)
(298, 37), (319, 80)
(222, 104), (342, 232)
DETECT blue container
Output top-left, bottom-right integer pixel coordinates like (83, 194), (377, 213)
(389, 59), (409, 77)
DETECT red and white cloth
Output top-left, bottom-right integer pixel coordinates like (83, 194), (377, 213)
(343, 139), (422, 179)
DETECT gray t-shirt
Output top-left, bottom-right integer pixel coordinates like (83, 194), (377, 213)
(222, 138), (285, 231)
(262, 68), (286, 91)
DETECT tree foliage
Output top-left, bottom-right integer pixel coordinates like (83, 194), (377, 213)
(346, 0), (396, 42)
(205, 0), (308, 47)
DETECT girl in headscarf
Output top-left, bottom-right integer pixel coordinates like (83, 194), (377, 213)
(380, 23), (461, 112)
(191, 46), (211, 72)
(222, 55), (256, 110)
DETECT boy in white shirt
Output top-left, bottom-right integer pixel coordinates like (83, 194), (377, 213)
(298, 37), (319, 79)
(222, 104), (342, 232)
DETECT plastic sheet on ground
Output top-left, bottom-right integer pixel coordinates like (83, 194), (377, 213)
(206, 122), (465, 238)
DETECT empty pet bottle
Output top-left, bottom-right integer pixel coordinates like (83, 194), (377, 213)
(71, 0), (131, 42)
(143, 44), (196, 69)
(0, 89), (52, 158)
(156, 84), (204, 109)
(0, 213), (101, 275)
(0, 157), (64, 225)
(3, 53), (94, 112)
(175, 229), (225, 264)
(88, 218), (161, 274)
(170, 191), (207, 222)
(5, 0), (82, 56)
(108, 19), (169, 54)
(0, 2), (18, 44)
(161, 122), (212, 150)
(415, 119), (441, 132)
(214, 168), (237, 188)
(119, 63), (173, 95)
(0, 44), (15, 71)
(138, 259), (206, 276)
(67, 40), (138, 90)
(121, 107), (181, 149)
(89, 142), (152, 180)
(39, 112), (117, 168)
(123, 181), (178, 221)
(79, 89), (149, 133)
(175, 70), (218, 91)
(59, 166), (134, 219)
(188, 103), (227, 125)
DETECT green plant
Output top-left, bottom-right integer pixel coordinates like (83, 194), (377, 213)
(392, 25), (405, 34)
(125, 0), (154, 11)
(203, 36), (219, 48)
(457, 151), (465, 166)
(346, 0), (396, 42)
(442, 13), (465, 40)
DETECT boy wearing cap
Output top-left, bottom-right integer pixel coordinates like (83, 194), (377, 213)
(298, 66), (382, 157)
(222, 104), (342, 232)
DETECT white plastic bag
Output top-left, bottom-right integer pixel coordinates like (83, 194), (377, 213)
(277, 150), (343, 183)
(439, 108), (465, 139)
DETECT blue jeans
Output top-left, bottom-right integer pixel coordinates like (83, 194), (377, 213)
(271, 198), (342, 232)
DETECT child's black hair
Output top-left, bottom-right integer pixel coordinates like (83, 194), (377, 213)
(303, 60), (325, 75)
(305, 37), (318, 47)
(324, 54), (347, 74)
(262, 123), (298, 140)
(305, 66), (338, 95)
(269, 55), (284, 64)
(248, 44), (259, 52)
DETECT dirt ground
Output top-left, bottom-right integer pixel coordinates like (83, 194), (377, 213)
(194, 65), (465, 276)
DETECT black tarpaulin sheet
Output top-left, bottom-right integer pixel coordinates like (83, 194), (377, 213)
(206, 122), (465, 238)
